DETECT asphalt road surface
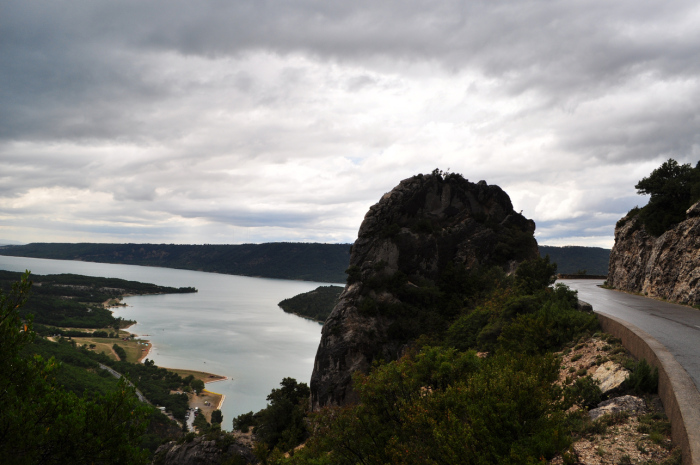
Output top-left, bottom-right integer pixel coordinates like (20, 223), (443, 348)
(561, 279), (700, 394)
(99, 363), (149, 403)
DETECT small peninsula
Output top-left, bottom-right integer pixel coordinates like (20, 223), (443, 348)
(278, 285), (343, 323)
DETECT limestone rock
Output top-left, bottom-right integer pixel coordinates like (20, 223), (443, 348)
(608, 202), (700, 305)
(589, 395), (646, 421)
(592, 361), (629, 394)
(153, 435), (256, 465)
(310, 172), (538, 410)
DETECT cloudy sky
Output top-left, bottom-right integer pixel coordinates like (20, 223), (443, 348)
(2, 1), (699, 248)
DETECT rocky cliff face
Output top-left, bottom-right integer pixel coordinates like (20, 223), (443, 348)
(608, 202), (700, 305)
(153, 434), (256, 465)
(310, 172), (538, 410)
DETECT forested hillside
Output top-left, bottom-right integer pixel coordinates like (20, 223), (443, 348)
(0, 242), (351, 283)
(0, 270), (196, 328)
(2, 242), (611, 282)
(539, 245), (610, 275)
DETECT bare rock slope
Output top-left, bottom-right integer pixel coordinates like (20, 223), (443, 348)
(608, 202), (700, 305)
(310, 172), (538, 410)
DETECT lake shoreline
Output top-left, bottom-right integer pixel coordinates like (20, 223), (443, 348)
(0, 254), (324, 431)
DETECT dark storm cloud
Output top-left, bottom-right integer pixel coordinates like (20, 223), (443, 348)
(4, 0), (699, 156)
(6, 2), (700, 95)
(2, 0), (699, 246)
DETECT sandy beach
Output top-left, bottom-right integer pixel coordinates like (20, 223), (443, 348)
(136, 341), (152, 363)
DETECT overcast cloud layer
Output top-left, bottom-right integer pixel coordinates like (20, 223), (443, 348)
(2, 1), (699, 248)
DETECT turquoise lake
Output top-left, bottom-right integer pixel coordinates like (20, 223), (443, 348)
(0, 255), (336, 430)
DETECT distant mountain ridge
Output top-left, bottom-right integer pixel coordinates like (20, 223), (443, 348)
(0, 242), (610, 283)
(0, 242), (351, 283)
(539, 245), (610, 276)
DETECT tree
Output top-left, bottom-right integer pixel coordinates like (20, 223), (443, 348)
(245, 378), (310, 452)
(113, 343), (127, 360)
(514, 255), (557, 295)
(193, 412), (210, 433)
(191, 379), (205, 394)
(0, 271), (150, 464)
(635, 158), (700, 236)
(211, 409), (223, 425)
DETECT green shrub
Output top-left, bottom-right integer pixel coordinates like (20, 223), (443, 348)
(627, 359), (659, 394)
(499, 301), (599, 355)
(564, 376), (602, 409)
(345, 265), (361, 284)
(445, 308), (491, 351)
(291, 348), (569, 464)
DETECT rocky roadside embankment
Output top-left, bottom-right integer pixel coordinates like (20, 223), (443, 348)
(552, 334), (680, 464)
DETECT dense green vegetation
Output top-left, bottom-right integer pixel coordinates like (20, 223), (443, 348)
(25, 336), (122, 396)
(278, 285), (343, 322)
(21, 334), (183, 456)
(0, 272), (153, 463)
(236, 256), (604, 464)
(0, 270), (196, 328)
(627, 158), (700, 236)
(0, 242), (351, 282)
(0, 270), (205, 461)
(539, 245), (610, 276)
(113, 343), (128, 360)
(80, 352), (193, 421)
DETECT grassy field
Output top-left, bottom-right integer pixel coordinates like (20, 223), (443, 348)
(167, 368), (226, 383)
(72, 334), (151, 363)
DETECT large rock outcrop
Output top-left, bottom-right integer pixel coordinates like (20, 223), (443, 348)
(153, 434), (256, 465)
(310, 172), (538, 410)
(608, 202), (700, 305)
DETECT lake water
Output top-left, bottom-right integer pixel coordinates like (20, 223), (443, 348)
(0, 255), (335, 430)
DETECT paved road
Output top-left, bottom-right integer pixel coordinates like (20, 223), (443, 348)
(99, 363), (149, 403)
(561, 279), (700, 393)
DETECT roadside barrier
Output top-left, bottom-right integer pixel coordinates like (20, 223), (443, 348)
(594, 311), (700, 465)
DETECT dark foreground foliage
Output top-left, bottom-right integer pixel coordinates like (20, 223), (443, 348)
(0, 272), (152, 464)
(290, 349), (570, 465)
(234, 378), (311, 453)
